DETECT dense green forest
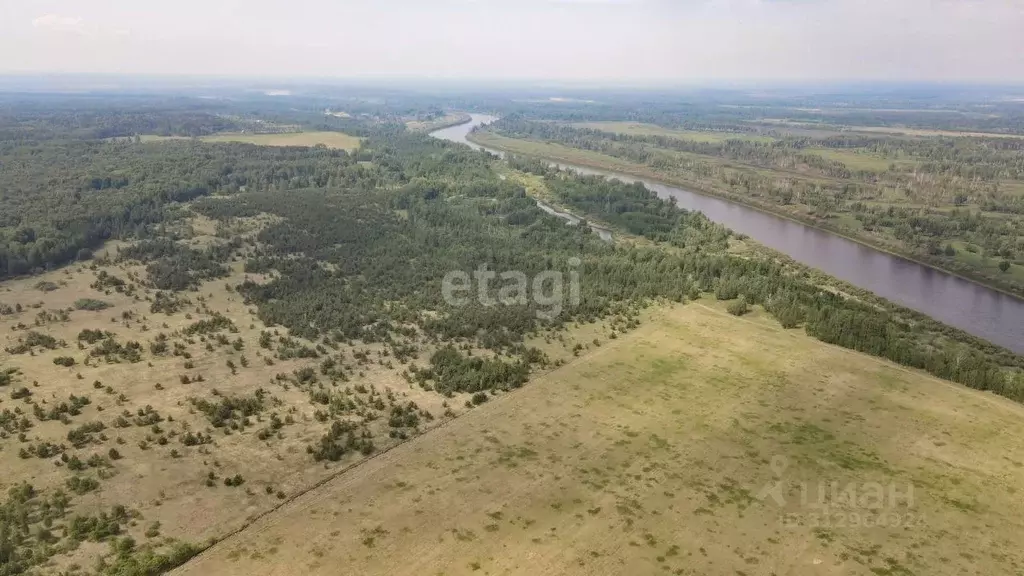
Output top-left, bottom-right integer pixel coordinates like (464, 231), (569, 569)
(0, 135), (378, 277)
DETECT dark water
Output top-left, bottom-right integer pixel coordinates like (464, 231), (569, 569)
(431, 114), (1024, 354)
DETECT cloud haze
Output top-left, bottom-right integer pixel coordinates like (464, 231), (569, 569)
(2, 0), (1022, 82)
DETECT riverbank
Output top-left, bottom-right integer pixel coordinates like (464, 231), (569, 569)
(467, 129), (1024, 302)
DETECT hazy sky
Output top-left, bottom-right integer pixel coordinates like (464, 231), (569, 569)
(2, 0), (1022, 82)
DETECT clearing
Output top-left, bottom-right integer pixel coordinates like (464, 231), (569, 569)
(200, 131), (362, 151)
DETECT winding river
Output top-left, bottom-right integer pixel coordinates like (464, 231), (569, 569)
(431, 114), (1024, 354)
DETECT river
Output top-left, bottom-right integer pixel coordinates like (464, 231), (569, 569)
(430, 114), (1024, 354)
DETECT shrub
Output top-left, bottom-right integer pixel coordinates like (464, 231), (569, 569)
(35, 281), (60, 292)
(75, 298), (112, 311)
(66, 475), (100, 494)
(726, 296), (749, 317)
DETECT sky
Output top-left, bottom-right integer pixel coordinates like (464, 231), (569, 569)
(1, 0), (1023, 83)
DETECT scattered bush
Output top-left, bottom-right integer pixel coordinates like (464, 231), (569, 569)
(726, 296), (750, 317)
(75, 298), (112, 311)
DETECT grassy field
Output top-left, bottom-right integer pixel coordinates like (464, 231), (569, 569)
(843, 125), (1024, 139)
(571, 121), (775, 144)
(199, 131), (361, 151)
(805, 147), (919, 172)
(137, 135), (190, 143)
(569, 121), (920, 173)
(174, 302), (1024, 576)
(950, 241), (1024, 284)
(759, 120), (1024, 140)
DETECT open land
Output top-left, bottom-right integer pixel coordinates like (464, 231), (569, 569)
(175, 302), (1024, 576)
(199, 132), (362, 151)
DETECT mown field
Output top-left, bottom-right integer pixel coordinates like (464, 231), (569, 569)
(758, 120), (1024, 140)
(174, 302), (1024, 576)
(199, 131), (362, 151)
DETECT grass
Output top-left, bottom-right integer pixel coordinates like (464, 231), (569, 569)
(844, 125), (1024, 140)
(175, 301), (1024, 576)
(949, 241), (1024, 283)
(471, 131), (676, 175)
(805, 147), (918, 172)
(138, 134), (190, 143)
(199, 131), (361, 151)
(570, 121), (775, 143)
(757, 119), (1024, 140)
(570, 121), (919, 173)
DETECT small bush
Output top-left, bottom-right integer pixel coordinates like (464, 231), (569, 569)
(75, 298), (112, 311)
(66, 475), (100, 494)
(726, 296), (749, 317)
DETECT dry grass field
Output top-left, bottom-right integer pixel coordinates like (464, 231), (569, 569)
(173, 302), (1024, 576)
(758, 120), (1024, 140)
(199, 131), (361, 151)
